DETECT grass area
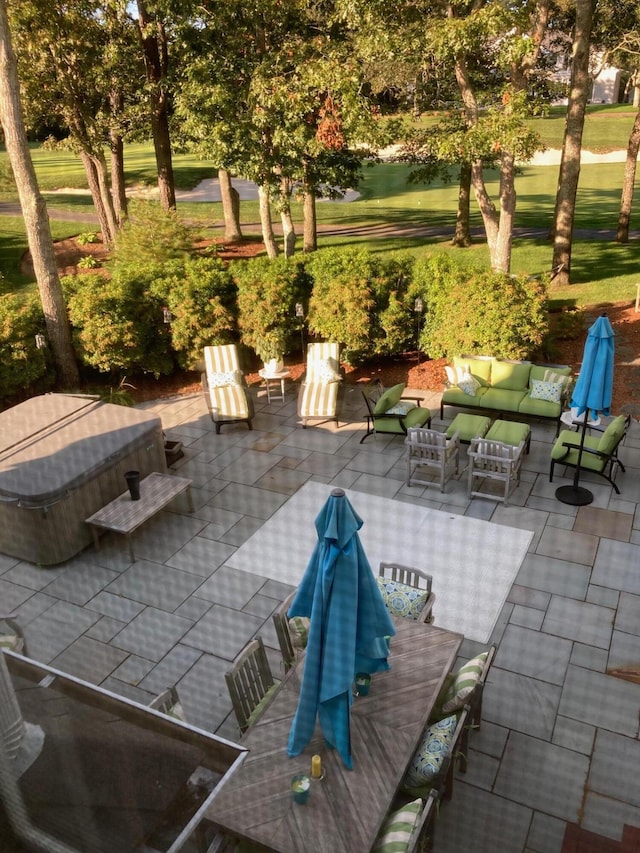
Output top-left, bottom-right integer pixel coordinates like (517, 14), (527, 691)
(1, 105), (638, 309)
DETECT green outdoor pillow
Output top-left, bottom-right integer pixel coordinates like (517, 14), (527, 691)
(373, 799), (423, 852)
(597, 415), (626, 455)
(374, 383), (405, 415)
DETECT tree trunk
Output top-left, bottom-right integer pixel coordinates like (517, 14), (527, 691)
(0, 0), (79, 387)
(79, 151), (116, 247)
(616, 107), (640, 243)
(219, 169), (243, 242)
(258, 185), (278, 258)
(552, 0), (597, 287)
(109, 89), (127, 224)
(303, 189), (317, 253)
(110, 131), (127, 224)
(451, 162), (472, 247)
(494, 152), (517, 274)
(280, 178), (296, 258)
(470, 160), (499, 261)
(136, 0), (176, 211)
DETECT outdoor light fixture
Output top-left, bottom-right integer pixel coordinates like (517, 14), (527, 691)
(295, 303), (305, 360)
(34, 334), (46, 349)
(414, 297), (423, 313)
(162, 307), (172, 324)
(414, 298), (423, 364)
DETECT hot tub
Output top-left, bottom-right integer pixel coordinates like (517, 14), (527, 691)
(0, 394), (166, 565)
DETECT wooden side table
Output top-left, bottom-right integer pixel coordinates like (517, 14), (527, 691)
(86, 473), (193, 561)
(258, 368), (291, 403)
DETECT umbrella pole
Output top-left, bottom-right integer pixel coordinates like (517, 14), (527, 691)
(555, 409), (594, 506)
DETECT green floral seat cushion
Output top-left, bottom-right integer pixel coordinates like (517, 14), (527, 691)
(288, 615), (310, 650)
(376, 577), (428, 620)
(372, 798), (423, 852)
(403, 714), (457, 788)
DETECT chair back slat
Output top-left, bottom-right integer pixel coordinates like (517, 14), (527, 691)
(225, 637), (275, 734)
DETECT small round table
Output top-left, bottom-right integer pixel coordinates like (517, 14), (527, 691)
(258, 368), (291, 404)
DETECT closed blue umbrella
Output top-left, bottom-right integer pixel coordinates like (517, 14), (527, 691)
(287, 488), (395, 770)
(556, 313), (615, 506)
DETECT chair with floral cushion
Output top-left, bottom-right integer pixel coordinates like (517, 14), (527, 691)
(377, 563), (436, 624)
(272, 590), (309, 673)
(361, 379), (431, 443)
(297, 342), (345, 428)
(202, 344), (254, 434)
(406, 427), (460, 492)
(401, 705), (471, 802)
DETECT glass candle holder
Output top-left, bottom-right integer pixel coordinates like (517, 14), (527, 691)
(291, 773), (311, 804)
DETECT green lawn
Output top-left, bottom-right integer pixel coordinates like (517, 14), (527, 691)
(1, 105), (638, 309)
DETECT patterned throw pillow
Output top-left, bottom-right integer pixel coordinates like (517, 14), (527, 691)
(376, 577), (428, 620)
(208, 369), (241, 388)
(441, 652), (488, 714)
(530, 379), (563, 403)
(386, 401), (416, 416)
(372, 799), (423, 852)
(404, 714), (457, 788)
(312, 358), (341, 383)
(458, 373), (480, 397)
(288, 616), (310, 649)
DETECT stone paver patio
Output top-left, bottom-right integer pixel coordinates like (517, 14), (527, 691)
(3, 376), (640, 852)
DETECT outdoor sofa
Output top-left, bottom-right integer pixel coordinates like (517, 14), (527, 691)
(439, 355), (573, 432)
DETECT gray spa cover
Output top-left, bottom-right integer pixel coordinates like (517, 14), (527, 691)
(0, 394), (163, 506)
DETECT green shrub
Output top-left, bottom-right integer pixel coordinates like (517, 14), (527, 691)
(76, 231), (99, 245)
(77, 255), (100, 269)
(0, 293), (53, 402)
(110, 200), (194, 271)
(149, 257), (238, 370)
(65, 266), (174, 377)
(416, 256), (549, 359)
(306, 248), (416, 363)
(232, 256), (312, 362)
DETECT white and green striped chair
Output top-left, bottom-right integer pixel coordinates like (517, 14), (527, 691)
(297, 342), (344, 428)
(373, 788), (439, 853)
(202, 345), (255, 434)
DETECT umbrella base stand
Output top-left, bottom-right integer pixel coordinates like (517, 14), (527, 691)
(555, 485), (594, 506)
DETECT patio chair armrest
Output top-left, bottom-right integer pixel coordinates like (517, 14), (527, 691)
(416, 591), (436, 623)
(401, 395), (424, 405)
(559, 440), (607, 462)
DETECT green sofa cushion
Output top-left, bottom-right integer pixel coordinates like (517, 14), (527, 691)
(442, 386), (487, 407)
(518, 394), (562, 418)
(551, 430), (604, 471)
(480, 388), (527, 412)
(491, 361), (531, 391)
(374, 383), (405, 415)
(453, 355), (493, 387)
(598, 415), (626, 455)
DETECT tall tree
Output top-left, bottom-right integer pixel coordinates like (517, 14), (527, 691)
(552, 0), (598, 286)
(0, 0), (79, 387)
(134, 0), (176, 210)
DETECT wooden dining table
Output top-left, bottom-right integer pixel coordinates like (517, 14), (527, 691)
(206, 617), (463, 852)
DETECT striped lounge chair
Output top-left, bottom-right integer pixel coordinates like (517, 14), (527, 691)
(202, 345), (255, 434)
(297, 342), (344, 428)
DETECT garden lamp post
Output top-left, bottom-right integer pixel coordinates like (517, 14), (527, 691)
(414, 297), (423, 364)
(295, 303), (305, 361)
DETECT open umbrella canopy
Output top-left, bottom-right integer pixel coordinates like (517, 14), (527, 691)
(570, 313), (615, 418)
(287, 489), (395, 770)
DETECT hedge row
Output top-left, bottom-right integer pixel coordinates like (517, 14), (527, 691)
(0, 246), (551, 403)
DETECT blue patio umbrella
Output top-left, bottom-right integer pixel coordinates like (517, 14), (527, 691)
(287, 488), (395, 770)
(556, 313), (615, 506)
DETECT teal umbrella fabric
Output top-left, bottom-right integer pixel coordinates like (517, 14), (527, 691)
(570, 313), (615, 418)
(287, 488), (395, 770)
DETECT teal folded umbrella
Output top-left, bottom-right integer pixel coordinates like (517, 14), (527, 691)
(287, 488), (395, 769)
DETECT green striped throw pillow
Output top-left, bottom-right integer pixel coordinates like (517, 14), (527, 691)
(372, 798), (423, 852)
(441, 652), (488, 714)
(288, 616), (310, 649)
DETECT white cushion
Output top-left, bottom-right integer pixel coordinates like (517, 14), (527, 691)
(458, 373), (480, 396)
(445, 364), (467, 385)
(310, 358), (341, 383)
(208, 369), (242, 388)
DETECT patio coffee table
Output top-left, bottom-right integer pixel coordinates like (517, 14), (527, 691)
(446, 413), (491, 444)
(86, 473), (193, 561)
